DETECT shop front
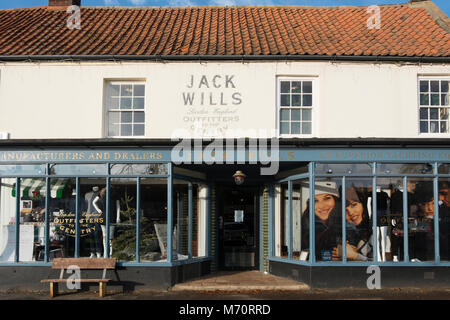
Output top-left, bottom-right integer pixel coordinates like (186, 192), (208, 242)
(0, 142), (449, 289)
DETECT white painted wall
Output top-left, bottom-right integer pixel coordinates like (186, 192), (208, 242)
(0, 61), (448, 139)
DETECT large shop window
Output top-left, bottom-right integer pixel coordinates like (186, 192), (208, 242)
(278, 78), (315, 136)
(105, 81), (146, 137)
(419, 77), (450, 134)
(274, 163), (450, 264)
(0, 163), (207, 264)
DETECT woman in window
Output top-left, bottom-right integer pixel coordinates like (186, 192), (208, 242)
(301, 181), (341, 261)
(332, 187), (373, 261)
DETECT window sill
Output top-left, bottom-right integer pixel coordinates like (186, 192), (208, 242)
(417, 133), (450, 138)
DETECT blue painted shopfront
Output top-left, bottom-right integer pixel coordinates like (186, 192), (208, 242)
(0, 146), (449, 271)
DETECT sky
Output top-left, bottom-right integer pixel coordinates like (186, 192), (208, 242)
(0, 0), (449, 16)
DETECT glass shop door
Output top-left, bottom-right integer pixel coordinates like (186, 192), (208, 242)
(217, 185), (259, 270)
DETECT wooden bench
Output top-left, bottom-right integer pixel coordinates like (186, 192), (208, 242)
(41, 257), (116, 298)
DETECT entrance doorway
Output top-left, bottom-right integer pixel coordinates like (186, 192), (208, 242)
(217, 185), (259, 270)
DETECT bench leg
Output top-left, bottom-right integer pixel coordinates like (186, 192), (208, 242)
(50, 282), (58, 298)
(99, 282), (106, 298)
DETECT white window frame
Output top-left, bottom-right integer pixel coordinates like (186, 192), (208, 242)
(276, 77), (318, 138)
(417, 76), (450, 137)
(104, 80), (146, 138)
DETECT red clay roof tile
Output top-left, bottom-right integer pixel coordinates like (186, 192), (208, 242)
(0, 5), (448, 58)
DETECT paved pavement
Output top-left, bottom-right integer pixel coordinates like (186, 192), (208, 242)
(2, 271), (450, 300)
(171, 270), (310, 292)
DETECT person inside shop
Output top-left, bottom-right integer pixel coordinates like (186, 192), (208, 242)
(301, 181), (342, 261)
(439, 181), (450, 260)
(86, 187), (106, 258)
(409, 182), (435, 261)
(389, 181), (418, 261)
(332, 186), (373, 261)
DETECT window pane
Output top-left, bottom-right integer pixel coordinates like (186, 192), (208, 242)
(303, 94), (312, 107)
(51, 164), (107, 176)
(134, 84), (145, 97)
(173, 180), (189, 260)
(140, 178), (168, 262)
(313, 178), (342, 262)
(291, 81), (302, 93)
(280, 122), (289, 134)
(315, 163), (372, 175)
(134, 111), (145, 123)
(106, 97), (120, 110)
(133, 124), (145, 136)
(438, 164), (450, 174)
(80, 180), (107, 258)
(420, 121), (428, 133)
(302, 109), (312, 121)
(430, 108), (439, 120)
(442, 94), (449, 106)
(292, 95), (301, 106)
(280, 109), (290, 121)
(303, 81), (312, 94)
(431, 121), (439, 133)
(0, 178), (17, 261)
(377, 163), (433, 174)
(431, 94), (440, 106)
(439, 178), (450, 261)
(302, 122), (312, 134)
(420, 81), (429, 93)
(291, 109), (301, 121)
(409, 178), (435, 262)
(106, 84), (120, 97)
(0, 165), (45, 176)
(293, 179), (309, 260)
(378, 177), (404, 262)
(121, 112), (132, 123)
(121, 84), (133, 96)
(430, 81), (440, 93)
(108, 112), (119, 125)
(280, 94), (290, 106)
(12, 178), (47, 262)
(111, 164), (168, 175)
(291, 122), (300, 134)
(420, 94), (429, 106)
(280, 81), (290, 93)
(442, 81), (449, 93)
(420, 108), (428, 120)
(441, 121), (448, 133)
(277, 182), (289, 258)
(121, 124), (132, 136)
(345, 179), (373, 262)
(120, 97), (132, 109)
(108, 123), (119, 137)
(111, 178), (136, 262)
(49, 178), (77, 259)
(133, 98), (145, 110)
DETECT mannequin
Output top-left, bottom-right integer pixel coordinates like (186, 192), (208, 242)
(86, 186), (105, 258)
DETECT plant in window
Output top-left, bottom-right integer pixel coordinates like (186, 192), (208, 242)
(111, 190), (160, 261)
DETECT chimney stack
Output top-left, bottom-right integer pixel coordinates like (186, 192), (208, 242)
(48, 0), (81, 6)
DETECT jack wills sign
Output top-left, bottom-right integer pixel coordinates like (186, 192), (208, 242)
(181, 74), (243, 137)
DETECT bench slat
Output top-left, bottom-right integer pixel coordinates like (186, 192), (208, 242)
(52, 258), (116, 269)
(41, 279), (111, 283)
